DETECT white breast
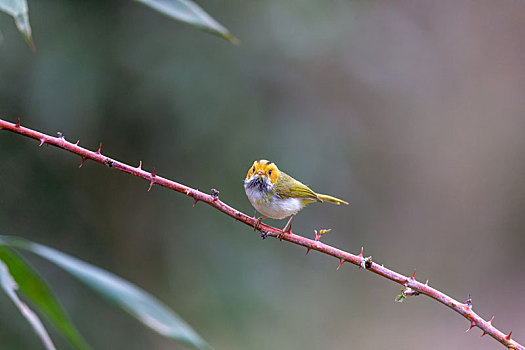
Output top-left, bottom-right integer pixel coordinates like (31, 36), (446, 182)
(249, 195), (303, 219)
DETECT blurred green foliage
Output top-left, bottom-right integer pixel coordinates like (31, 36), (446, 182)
(135, 0), (237, 43)
(0, 245), (90, 350)
(0, 236), (211, 350)
(1, 1), (525, 349)
(0, 259), (55, 349)
(0, 0), (33, 48)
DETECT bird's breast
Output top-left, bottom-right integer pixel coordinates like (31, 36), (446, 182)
(250, 196), (303, 220)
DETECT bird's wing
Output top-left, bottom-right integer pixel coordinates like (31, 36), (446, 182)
(273, 172), (320, 201)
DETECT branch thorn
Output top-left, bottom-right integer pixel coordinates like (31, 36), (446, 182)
(358, 246), (363, 258)
(75, 140), (80, 146)
(305, 248), (311, 255)
(506, 331), (512, 340)
(193, 198), (199, 207)
(337, 258), (345, 270)
(147, 168), (157, 191)
(96, 143), (102, 155)
(15, 118), (20, 128)
(410, 269), (416, 280)
(488, 315), (494, 325)
(79, 157), (87, 168)
(39, 138), (45, 147)
(466, 321), (476, 332)
(481, 331), (487, 337)
(137, 161), (142, 170)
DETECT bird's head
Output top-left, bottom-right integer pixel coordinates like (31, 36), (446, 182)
(244, 160), (280, 192)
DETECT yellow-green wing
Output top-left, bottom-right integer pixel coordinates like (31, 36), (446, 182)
(273, 172), (320, 201)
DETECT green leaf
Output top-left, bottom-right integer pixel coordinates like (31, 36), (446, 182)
(0, 0), (34, 49)
(0, 235), (211, 350)
(395, 293), (406, 303)
(135, 0), (238, 44)
(319, 229), (332, 236)
(0, 246), (91, 350)
(0, 259), (55, 350)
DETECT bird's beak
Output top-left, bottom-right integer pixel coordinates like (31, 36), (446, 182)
(256, 170), (264, 176)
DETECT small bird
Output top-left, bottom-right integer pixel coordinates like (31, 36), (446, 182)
(244, 160), (348, 234)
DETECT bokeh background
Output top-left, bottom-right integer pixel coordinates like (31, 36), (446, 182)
(1, 0), (525, 349)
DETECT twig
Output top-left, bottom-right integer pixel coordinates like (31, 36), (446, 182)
(0, 117), (522, 350)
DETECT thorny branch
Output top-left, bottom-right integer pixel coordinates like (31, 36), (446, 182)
(0, 117), (522, 350)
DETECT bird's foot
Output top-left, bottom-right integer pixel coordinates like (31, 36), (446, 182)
(253, 212), (267, 232)
(278, 223), (292, 241)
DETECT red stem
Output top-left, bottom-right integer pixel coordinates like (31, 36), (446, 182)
(1, 118), (522, 350)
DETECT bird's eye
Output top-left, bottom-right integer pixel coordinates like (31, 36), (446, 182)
(252, 167), (255, 173)
(268, 170), (272, 176)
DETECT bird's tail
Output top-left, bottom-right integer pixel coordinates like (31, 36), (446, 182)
(317, 194), (349, 205)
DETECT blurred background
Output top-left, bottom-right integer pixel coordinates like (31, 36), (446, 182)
(1, 0), (524, 349)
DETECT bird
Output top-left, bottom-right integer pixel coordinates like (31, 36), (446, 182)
(244, 159), (348, 234)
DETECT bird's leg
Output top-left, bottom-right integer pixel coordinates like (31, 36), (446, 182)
(278, 215), (294, 240)
(282, 215), (294, 232)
